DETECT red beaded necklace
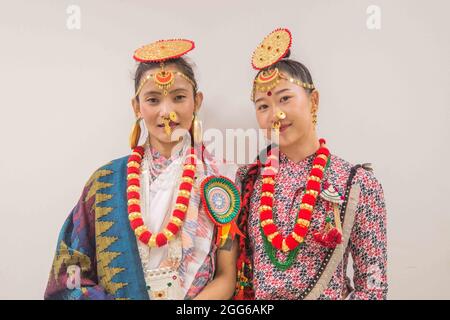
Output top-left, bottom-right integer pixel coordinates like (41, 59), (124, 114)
(259, 139), (330, 253)
(126, 146), (197, 247)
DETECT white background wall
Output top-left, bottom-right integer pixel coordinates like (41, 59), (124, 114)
(0, 0), (448, 299)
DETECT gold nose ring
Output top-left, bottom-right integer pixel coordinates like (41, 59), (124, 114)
(276, 110), (286, 120)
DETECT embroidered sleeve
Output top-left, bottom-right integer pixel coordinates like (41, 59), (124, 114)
(348, 168), (388, 300)
(44, 170), (113, 300)
(235, 165), (250, 193)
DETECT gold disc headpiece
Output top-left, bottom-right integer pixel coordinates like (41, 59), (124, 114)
(251, 28), (315, 101)
(133, 39), (197, 97)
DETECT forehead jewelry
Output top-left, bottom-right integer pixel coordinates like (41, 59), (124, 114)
(133, 39), (197, 97)
(251, 28), (315, 101)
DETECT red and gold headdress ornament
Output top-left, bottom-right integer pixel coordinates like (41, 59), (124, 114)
(133, 39), (197, 97)
(251, 28), (315, 101)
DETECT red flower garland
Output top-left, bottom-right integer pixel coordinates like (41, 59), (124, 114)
(259, 139), (330, 252)
(127, 146), (197, 247)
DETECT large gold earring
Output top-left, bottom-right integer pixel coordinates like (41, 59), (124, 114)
(311, 104), (318, 128)
(192, 112), (202, 145)
(129, 117), (142, 149)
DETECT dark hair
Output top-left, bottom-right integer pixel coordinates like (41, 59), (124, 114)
(134, 57), (198, 100)
(256, 49), (315, 94)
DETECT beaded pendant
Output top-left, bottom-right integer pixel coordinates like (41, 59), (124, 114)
(313, 185), (344, 248)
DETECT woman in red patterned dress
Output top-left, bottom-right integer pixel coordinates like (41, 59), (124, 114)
(234, 28), (387, 300)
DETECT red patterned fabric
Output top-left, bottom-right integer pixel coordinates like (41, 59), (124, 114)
(235, 152), (387, 300)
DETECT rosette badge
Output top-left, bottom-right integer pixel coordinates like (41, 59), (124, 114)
(200, 176), (243, 247)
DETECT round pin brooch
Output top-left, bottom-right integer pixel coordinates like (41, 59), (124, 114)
(200, 176), (243, 246)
